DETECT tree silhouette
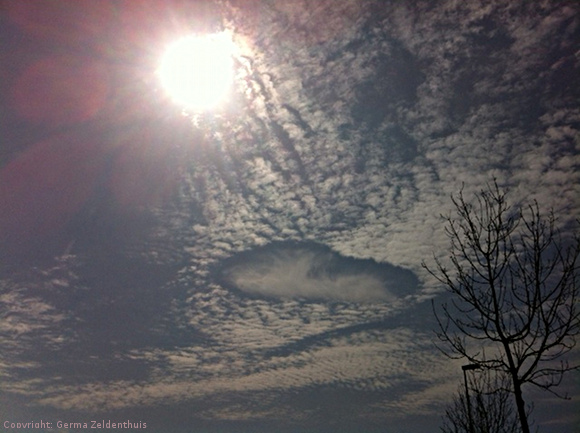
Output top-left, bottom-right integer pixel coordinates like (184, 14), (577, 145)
(424, 181), (580, 433)
(441, 370), (521, 433)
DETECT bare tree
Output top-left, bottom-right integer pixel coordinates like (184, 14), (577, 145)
(441, 370), (522, 433)
(423, 181), (580, 433)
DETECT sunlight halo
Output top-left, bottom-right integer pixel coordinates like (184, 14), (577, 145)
(157, 32), (235, 111)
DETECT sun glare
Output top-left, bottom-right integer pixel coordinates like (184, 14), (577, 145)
(158, 32), (235, 111)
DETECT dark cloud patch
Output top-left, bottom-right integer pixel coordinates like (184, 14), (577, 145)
(262, 300), (433, 359)
(282, 104), (315, 137)
(0, 250), (197, 393)
(353, 41), (425, 127)
(381, 125), (419, 164)
(216, 241), (419, 302)
(269, 118), (308, 180)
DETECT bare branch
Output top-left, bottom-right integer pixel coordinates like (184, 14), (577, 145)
(425, 179), (580, 433)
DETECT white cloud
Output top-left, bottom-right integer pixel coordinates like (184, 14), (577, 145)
(221, 245), (407, 302)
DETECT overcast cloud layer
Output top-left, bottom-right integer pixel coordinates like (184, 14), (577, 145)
(1, 1), (579, 432)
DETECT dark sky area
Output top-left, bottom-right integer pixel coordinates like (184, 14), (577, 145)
(1, 1), (579, 432)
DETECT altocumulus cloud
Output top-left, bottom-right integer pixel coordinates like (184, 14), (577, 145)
(218, 242), (418, 303)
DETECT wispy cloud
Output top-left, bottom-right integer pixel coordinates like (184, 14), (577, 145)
(219, 242), (417, 302)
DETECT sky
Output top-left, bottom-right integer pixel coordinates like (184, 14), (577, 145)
(1, 1), (579, 432)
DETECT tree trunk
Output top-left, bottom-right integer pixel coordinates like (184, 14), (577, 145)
(512, 379), (530, 433)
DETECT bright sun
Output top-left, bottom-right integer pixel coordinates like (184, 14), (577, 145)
(158, 32), (235, 111)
